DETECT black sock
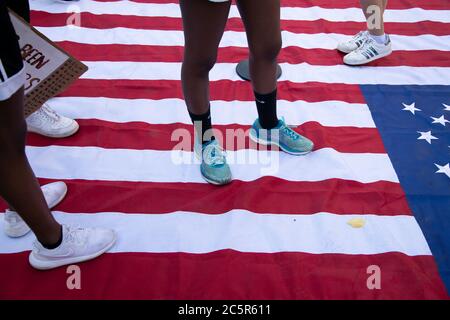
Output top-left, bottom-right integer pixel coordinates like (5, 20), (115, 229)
(188, 107), (215, 144)
(41, 225), (63, 250)
(254, 89), (279, 129)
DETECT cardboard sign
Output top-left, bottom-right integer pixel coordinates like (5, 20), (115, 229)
(9, 10), (88, 117)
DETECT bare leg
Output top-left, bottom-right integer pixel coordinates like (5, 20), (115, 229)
(180, 0), (231, 115)
(0, 89), (61, 245)
(0, 1), (61, 245)
(360, 0), (387, 36)
(236, 0), (281, 94)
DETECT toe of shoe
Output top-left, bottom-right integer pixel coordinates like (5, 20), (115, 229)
(296, 138), (314, 153)
(90, 228), (116, 252)
(62, 118), (80, 132)
(44, 181), (68, 193)
(201, 164), (232, 185)
(4, 222), (31, 238)
(343, 53), (360, 65)
(284, 136), (314, 154)
(337, 43), (355, 54)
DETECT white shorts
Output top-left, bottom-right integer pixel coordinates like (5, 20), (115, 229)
(0, 1), (25, 101)
(0, 62), (25, 101)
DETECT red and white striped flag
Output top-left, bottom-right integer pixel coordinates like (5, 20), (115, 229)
(0, 0), (449, 299)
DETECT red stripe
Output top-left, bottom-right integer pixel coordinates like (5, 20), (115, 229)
(91, 0), (450, 11)
(0, 251), (446, 299)
(26, 120), (386, 153)
(61, 79), (365, 103)
(283, 0), (449, 10)
(31, 11), (450, 37)
(0, 177), (412, 215)
(55, 41), (450, 68)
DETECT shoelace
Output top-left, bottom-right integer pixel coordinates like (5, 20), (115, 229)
(353, 31), (365, 40)
(281, 125), (300, 141)
(203, 143), (227, 166)
(39, 104), (61, 123)
(65, 226), (88, 246)
(350, 31), (367, 43)
(353, 38), (377, 55)
(280, 118), (300, 141)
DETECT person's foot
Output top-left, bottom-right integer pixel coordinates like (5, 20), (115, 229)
(3, 182), (68, 238)
(26, 104), (79, 138)
(195, 139), (232, 185)
(29, 225), (116, 270)
(343, 35), (392, 65)
(249, 118), (314, 156)
(337, 31), (369, 54)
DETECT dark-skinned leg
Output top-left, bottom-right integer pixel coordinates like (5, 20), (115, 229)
(237, 0), (281, 94)
(179, 0), (233, 185)
(180, 0), (231, 116)
(238, 0), (314, 154)
(0, 0), (61, 245)
(236, 0), (282, 129)
(0, 88), (62, 246)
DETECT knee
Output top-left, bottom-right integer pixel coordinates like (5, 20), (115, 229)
(249, 37), (282, 63)
(183, 52), (218, 76)
(0, 120), (27, 157)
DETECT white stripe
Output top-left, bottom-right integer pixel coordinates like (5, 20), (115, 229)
(49, 97), (376, 128)
(36, 27), (450, 52)
(0, 211), (431, 256)
(25, 146), (399, 184)
(30, 0), (450, 23)
(79, 61), (450, 85)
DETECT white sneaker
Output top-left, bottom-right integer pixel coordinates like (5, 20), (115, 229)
(4, 182), (68, 238)
(337, 31), (369, 54)
(29, 225), (116, 270)
(343, 36), (392, 66)
(26, 104), (79, 138)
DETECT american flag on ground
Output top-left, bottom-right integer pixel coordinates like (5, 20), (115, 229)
(0, 0), (449, 299)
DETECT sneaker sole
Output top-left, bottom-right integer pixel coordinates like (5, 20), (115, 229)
(344, 49), (393, 66)
(27, 122), (80, 138)
(29, 232), (117, 270)
(249, 130), (313, 156)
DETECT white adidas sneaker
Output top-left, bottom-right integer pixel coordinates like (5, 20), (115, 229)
(4, 182), (68, 238)
(27, 104), (79, 138)
(343, 36), (392, 66)
(337, 31), (369, 54)
(29, 225), (116, 270)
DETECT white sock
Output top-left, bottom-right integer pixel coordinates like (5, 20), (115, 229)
(369, 33), (387, 45)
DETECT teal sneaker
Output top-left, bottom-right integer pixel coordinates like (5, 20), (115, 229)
(249, 118), (314, 155)
(195, 139), (232, 185)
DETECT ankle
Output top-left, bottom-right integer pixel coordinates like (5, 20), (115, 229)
(368, 32), (387, 44)
(255, 89), (279, 129)
(38, 224), (63, 249)
(189, 107), (215, 144)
